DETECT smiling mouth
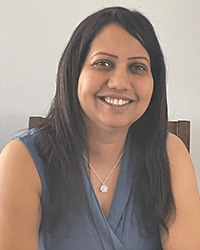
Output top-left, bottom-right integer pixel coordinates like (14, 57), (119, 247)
(99, 97), (133, 106)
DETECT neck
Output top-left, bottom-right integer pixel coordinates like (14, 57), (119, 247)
(85, 123), (128, 171)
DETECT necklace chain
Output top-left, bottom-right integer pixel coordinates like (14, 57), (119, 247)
(83, 151), (124, 193)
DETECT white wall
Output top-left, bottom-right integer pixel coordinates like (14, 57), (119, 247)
(1, 0), (200, 189)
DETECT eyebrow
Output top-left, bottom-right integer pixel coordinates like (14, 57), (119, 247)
(91, 52), (118, 59)
(128, 56), (150, 63)
(91, 52), (149, 63)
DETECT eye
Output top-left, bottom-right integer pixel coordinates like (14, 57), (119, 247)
(92, 60), (114, 71)
(129, 63), (148, 75)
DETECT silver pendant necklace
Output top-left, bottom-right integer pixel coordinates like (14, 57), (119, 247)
(83, 151), (124, 193)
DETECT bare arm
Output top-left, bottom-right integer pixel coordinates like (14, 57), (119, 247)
(0, 139), (42, 250)
(161, 133), (200, 249)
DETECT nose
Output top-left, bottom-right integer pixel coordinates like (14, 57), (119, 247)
(107, 67), (132, 91)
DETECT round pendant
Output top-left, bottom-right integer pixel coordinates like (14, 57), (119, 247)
(100, 184), (108, 193)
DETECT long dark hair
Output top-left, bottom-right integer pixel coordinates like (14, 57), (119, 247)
(36, 6), (175, 234)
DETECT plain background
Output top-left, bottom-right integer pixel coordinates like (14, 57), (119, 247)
(1, 0), (200, 189)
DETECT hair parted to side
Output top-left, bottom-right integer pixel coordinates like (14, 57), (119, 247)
(36, 6), (175, 235)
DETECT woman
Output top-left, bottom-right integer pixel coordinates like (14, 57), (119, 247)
(0, 6), (199, 250)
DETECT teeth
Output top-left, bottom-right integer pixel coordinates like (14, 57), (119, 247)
(104, 97), (130, 106)
(113, 99), (118, 105)
(118, 99), (123, 105)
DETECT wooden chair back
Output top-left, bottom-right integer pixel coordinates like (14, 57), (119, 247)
(29, 116), (190, 152)
(167, 120), (190, 152)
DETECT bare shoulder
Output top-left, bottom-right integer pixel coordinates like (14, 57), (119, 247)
(167, 132), (191, 160)
(161, 133), (200, 249)
(166, 133), (199, 197)
(0, 139), (42, 196)
(0, 139), (42, 249)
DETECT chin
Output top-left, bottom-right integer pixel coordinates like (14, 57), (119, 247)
(100, 120), (135, 131)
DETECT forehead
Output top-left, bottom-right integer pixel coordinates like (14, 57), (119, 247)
(87, 23), (150, 59)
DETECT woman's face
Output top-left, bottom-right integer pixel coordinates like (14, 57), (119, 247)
(78, 23), (154, 133)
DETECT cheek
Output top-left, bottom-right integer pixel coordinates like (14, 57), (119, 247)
(78, 71), (99, 98)
(146, 83), (154, 101)
(137, 79), (154, 102)
(148, 80), (154, 100)
(77, 72), (90, 103)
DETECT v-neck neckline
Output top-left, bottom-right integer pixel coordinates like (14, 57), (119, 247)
(83, 132), (133, 227)
(106, 133), (133, 229)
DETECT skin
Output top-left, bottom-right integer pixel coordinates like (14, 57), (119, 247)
(0, 24), (199, 249)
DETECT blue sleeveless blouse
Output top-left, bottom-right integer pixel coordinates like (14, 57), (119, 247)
(15, 129), (162, 250)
